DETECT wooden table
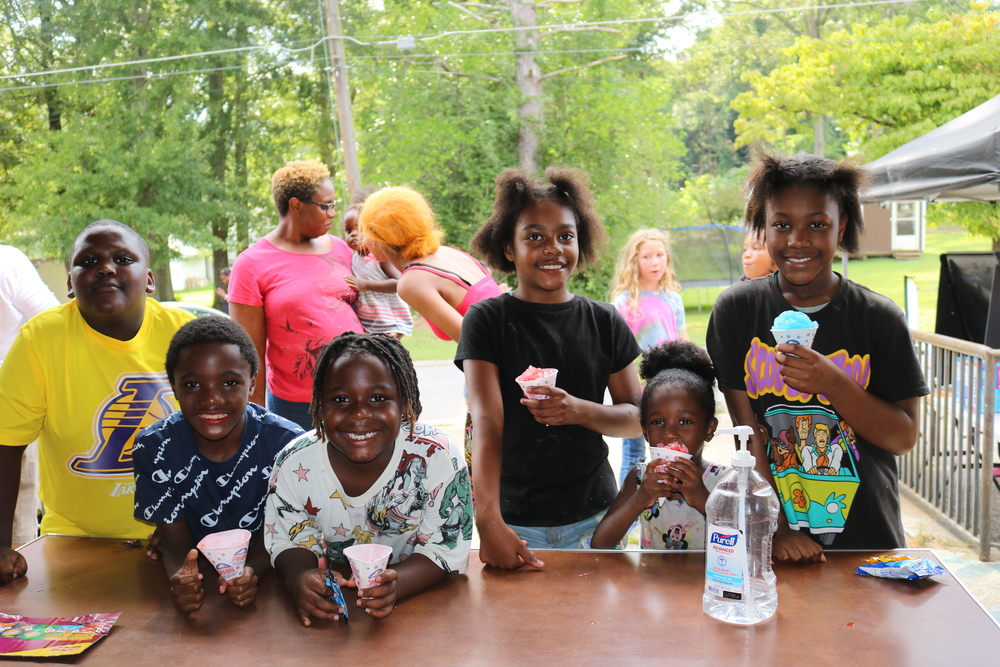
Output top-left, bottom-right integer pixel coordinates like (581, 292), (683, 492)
(2, 536), (997, 666)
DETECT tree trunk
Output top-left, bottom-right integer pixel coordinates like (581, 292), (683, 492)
(206, 45), (232, 312)
(317, 82), (339, 190)
(38, 0), (61, 131)
(512, 0), (542, 174)
(992, 238), (1000, 253)
(813, 114), (825, 157)
(151, 259), (175, 302)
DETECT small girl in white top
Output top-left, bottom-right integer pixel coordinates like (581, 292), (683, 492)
(265, 332), (472, 624)
(591, 340), (727, 550)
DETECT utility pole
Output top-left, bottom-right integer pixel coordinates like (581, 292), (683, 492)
(324, 0), (362, 203)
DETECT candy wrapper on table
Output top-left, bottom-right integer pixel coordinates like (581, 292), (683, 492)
(855, 554), (948, 580)
(0, 612), (120, 657)
(325, 571), (349, 623)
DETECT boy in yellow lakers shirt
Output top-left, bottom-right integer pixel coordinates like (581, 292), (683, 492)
(0, 220), (193, 583)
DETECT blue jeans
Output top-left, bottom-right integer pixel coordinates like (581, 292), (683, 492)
(508, 512), (603, 549)
(620, 436), (646, 486)
(267, 391), (313, 432)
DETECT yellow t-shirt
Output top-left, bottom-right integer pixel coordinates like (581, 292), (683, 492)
(0, 298), (194, 538)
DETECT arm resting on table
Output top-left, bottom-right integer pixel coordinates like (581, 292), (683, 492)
(0, 444), (27, 583)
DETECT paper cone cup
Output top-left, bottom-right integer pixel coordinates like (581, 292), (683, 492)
(648, 446), (692, 472)
(771, 327), (818, 349)
(343, 543), (393, 589)
(515, 369), (558, 400)
(197, 529), (251, 582)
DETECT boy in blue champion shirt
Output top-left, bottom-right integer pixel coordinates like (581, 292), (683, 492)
(133, 316), (303, 613)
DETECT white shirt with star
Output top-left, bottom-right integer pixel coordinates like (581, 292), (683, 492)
(263, 423), (473, 574)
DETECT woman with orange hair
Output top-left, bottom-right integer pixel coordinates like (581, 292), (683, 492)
(360, 186), (502, 342)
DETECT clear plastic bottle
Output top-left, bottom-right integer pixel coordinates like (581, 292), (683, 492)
(703, 426), (780, 625)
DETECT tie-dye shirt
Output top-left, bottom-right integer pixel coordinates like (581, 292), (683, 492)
(613, 289), (685, 350)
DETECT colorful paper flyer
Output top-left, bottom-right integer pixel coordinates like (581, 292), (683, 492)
(0, 612), (120, 657)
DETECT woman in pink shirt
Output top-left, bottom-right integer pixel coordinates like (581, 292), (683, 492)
(359, 186), (501, 343)
(228, 161), (362, 429)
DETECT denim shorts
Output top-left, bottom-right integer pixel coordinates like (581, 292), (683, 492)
(508, 511), (604, 550)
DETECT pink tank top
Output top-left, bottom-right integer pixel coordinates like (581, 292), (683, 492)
(401, 249), (503, 341)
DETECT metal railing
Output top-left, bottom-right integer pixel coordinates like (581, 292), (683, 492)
(904, 331), (998, 561)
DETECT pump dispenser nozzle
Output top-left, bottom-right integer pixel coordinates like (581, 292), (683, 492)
(716, 425), (755, 467)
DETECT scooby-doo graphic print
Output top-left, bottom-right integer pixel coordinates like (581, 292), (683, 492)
(761, 404), (860, 542)
(264, 423), (473, 574)
(707, 279), (928, 549)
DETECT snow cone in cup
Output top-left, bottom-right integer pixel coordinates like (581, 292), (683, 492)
(771, 310), (819, 350)
(197, 528), (251, 582)
(648, 442), (691, 473)
(343, 543), (393, 590)
(516, 365), (558, 400)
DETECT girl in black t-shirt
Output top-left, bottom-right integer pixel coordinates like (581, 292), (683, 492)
(457, 168), (642, 570)
(706, 152), (927, 562)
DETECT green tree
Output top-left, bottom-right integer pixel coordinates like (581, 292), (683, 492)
(664, 0), (971, 173)
(731, 7), (1000, 243)
(732, 7), (1000, 157)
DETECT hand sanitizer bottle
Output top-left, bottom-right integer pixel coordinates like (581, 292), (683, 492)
(703, 425), (780, 625)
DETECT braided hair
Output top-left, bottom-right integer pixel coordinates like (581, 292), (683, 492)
(308, 332), (422, 440)
(638, 340), (716, 426)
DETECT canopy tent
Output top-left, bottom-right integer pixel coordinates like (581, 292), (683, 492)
(864, 93), (1000, 203)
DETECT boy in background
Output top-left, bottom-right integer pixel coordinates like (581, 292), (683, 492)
(0, 220), (193, 583)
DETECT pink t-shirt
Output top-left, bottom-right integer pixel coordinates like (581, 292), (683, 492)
(228, 235), (363, 402)
(400, 249), (503, 341)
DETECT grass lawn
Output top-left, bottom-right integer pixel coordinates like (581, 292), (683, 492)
(177, 228), (991, 360)
(681, 229), (992, 347)
(174, 288), (214, 306)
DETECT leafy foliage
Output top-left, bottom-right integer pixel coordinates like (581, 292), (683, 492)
(731, 7), (1000, 159)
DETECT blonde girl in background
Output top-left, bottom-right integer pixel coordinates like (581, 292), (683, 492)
(609, 228), (688, 486)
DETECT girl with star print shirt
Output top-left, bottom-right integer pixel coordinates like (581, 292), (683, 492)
(264, 422), (473, 574)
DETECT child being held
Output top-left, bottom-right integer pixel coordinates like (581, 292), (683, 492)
(265, 332), (472, 625)
(342, 204), (413, 339)
(591, 341), (727, 550)
(133, 316), (304, 612)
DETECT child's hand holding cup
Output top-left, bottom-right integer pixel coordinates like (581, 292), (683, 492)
(647, 442), (691, 473)
(516, 365), (558, 400)
(343, 544), (397, 618)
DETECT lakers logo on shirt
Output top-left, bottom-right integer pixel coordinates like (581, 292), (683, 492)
(69, 372), (177, 478)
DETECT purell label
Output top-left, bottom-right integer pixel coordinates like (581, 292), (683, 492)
(705, 524), (746, 599)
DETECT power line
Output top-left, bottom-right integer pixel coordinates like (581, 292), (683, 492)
(0, 33), (917, 93)
(0, 0), (918, 82)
